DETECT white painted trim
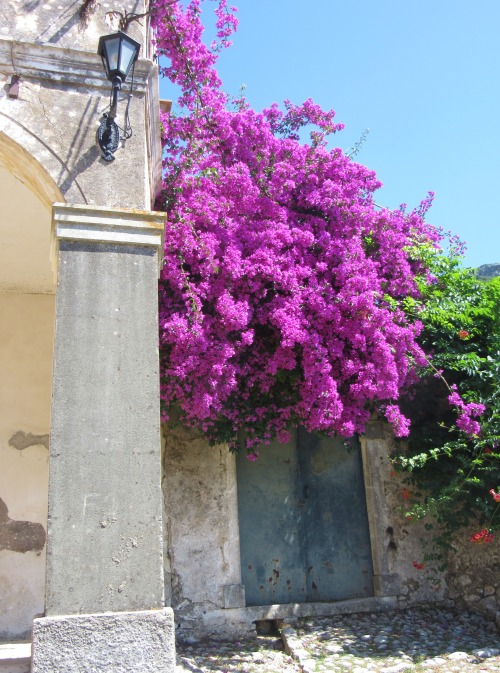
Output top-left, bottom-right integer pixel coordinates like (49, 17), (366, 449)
(51, 203), (166, 275)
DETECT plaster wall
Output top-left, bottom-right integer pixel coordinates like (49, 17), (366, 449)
(163, 422), (455, 640)
(0, 0), (162, 211)
(2, 0), (148, 53)
(361, 422), (448, 607)
(162, 420), (500, 638)
(0, 293), (54, 639)
(362, 422), (500, 625)
(0, 54), (152, 210)
(162, 424), (249, 641)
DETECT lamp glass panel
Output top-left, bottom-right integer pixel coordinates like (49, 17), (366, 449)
(119, 40), (137, 78)
(104, 35), (121, 74)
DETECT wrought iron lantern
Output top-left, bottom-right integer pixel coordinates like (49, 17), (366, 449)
(97, 32), (141, 161)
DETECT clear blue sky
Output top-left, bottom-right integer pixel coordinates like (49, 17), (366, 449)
(159, 1), (500, 269)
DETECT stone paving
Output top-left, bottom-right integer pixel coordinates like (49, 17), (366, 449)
(176, 607), (500, 673)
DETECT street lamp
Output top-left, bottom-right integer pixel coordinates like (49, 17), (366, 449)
(97, 31), (141, 161)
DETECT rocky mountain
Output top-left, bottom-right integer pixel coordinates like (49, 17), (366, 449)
(476, 263), (500, 280)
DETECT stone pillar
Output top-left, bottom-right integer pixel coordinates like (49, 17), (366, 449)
(360, 421), (402, 597)
(31, 204), (175, 673)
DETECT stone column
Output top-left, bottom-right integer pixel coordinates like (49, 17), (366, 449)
(360, 420), (402, 597)
(31, 204), (175, 673)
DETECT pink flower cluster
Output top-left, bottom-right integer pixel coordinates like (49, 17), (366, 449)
(151, 0), (441, 447)
(447, 387), (485, 437)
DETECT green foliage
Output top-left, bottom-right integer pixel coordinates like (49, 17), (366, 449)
(393, 253), (500, 542)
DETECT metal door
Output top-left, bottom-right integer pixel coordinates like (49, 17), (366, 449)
(236, 429), (373, 606)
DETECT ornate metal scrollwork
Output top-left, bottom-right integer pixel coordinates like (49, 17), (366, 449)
(97, 113), (120, 162)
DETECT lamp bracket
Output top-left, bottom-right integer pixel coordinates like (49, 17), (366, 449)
(97, 113), (120, 162)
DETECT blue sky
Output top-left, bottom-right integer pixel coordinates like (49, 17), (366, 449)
(159, 1), (500, 269)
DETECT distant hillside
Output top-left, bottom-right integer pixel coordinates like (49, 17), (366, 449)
(477, 263), (500, 280)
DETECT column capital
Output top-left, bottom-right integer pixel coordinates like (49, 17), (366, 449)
(51, 203), (166, 276)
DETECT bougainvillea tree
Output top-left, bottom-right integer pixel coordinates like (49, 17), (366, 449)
(151, 0), (442, 451)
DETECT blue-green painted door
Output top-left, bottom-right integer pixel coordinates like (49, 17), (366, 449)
(236, 429), (373, 606)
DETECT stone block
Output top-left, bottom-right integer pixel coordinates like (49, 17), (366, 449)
(31, 608), (175, 673)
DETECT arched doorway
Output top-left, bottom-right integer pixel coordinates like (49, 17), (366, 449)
(0, 132), (62, 639)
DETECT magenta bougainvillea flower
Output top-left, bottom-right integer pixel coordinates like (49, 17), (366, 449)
(447, 387), (485, 438)
(151, 0), (447, 449)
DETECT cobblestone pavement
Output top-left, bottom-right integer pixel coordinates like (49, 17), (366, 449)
(176, 607), (500, 673)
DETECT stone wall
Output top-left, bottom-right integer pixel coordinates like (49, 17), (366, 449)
(445, 532), (500, 624)
(164, 421), (500, 640)
(162, 424), (252, 642)
(363, 422), (500, 623)
(3, 0), (149, 53)
(361, 422), (448, 608)
(0, 0), (161, 211)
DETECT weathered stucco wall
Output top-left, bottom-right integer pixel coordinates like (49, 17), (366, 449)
(2, 0), (147, 53)
(0, 293), (54, 639)
(0, 0), (162, 211)
(162, 421), (456, 640)
(362, 421), (500, 624)
(162, 424), (250, 641)
(361, 421), (448, 607)
(0, 45), (153, 210)
(0, 0), (166, 651)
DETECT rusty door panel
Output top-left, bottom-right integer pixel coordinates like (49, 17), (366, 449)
(236, 430), (373, 606)
(298, 429), (374, 601)
(237, 430), (308, 605)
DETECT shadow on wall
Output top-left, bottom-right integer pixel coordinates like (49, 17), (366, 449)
(0, 496), (46, 554)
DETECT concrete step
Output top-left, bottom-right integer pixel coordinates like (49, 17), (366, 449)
(0, 642), (31, 673)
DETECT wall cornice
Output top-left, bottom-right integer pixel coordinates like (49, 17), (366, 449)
(51, 203), (166, 276)
(0, 38), (155, 94)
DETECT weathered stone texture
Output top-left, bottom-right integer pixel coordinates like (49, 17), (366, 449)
(46, 238), (164, 616)
(0, 497), (46, 553)
(445, 538), (500, 620)
(162, 424), (244, 640)
(361, 422), (447, 607)
(0, 65), (151, 210)
(2, 1), (147, 52)
(31, 608), (176, 673)
(0, 0), (161, 211)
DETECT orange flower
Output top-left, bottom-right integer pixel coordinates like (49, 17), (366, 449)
(401, 488), (412, 501)
(458, 330), (469, 339)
